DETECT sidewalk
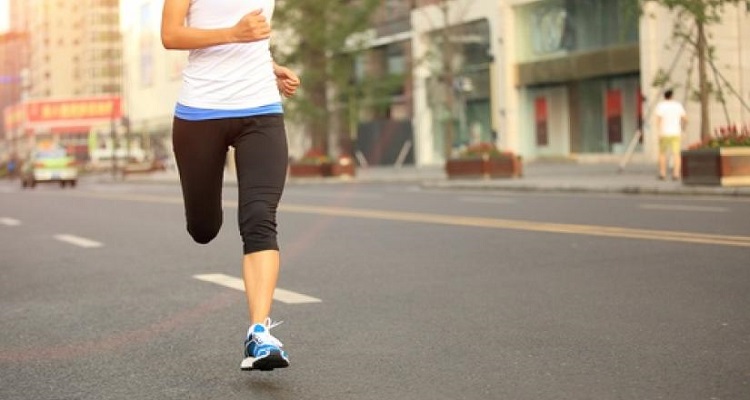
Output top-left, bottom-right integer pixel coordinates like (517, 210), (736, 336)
(121, 161), (750, 197)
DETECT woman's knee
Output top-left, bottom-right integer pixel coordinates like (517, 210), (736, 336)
(187, 217), (222, 244)
(239, 201), (278, 252)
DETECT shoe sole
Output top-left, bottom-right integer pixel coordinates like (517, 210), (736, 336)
(240, 352), (289, 371)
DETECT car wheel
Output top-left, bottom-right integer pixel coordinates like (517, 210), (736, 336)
(30, 180), (36, 188)
(70, 180), (77, 188)
(60, 181), (66, 188)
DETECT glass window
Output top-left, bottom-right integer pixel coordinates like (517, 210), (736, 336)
(515, 0), (638, 63)
(386, 43), (405, 75)
(566, 74), (641, 153)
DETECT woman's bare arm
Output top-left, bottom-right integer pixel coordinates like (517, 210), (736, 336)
(161, 0), (271, 50)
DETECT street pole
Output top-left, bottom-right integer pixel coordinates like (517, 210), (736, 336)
(108, 3), (120, 180)
(110, 113), (117, 180)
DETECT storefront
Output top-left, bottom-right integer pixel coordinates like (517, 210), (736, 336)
(512, 0), (641, 158)
(3, 96), (122, 162)
(412, 0), (501, 165)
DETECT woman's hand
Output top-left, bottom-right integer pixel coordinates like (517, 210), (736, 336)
(230, 10), (271, 43)
(274, 64), (300, 98)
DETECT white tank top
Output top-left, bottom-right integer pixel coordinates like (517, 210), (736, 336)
(177, 0), (280, 110)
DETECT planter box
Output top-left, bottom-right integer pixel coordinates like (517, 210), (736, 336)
(445, 156), (523, 179)
(288, 162), (333, 178)
(122, 160), (166, 176)
(331, 161), (356, 177)
(682, 147), (750, 186)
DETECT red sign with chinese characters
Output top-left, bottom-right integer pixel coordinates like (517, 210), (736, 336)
(25, 97), (121, 123)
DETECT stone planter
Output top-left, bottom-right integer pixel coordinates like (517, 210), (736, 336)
(445, 155), (523, 179)
(682, 147), (750, 186)
(288, 162), (333, 178)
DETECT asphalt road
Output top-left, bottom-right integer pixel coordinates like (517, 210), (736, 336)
(1, 178), (749, 400)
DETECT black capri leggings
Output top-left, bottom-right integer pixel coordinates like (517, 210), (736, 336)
(172, 114), (288, 254)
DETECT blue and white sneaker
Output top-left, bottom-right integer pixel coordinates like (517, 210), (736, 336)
(240, 318), (290, 371)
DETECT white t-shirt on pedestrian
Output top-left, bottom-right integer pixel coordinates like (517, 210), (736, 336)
(655, 99), (686, 137)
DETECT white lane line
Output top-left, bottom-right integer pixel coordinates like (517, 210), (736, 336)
(639, 204), (729, 213)
(54, 234), (104, 248)
(459, 196), (516, 204)
(193, 273), (322, 304)
(0, 217), (21, 226)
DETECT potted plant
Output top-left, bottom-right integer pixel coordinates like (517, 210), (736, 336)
(288, 148), (333, 178)
(445, 142), (522, 179)
(681, 124), (750, 186)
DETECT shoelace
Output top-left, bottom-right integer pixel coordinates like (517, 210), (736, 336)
(252, 318), (284, 348)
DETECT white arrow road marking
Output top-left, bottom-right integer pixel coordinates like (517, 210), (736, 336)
(54, 234), (103, 248)
(193, 273), (322, 304)
(0, 218), (21, 226)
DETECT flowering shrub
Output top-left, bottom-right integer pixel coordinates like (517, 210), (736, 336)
(296, 148), (332, 164)
(688, 124), (750, 150)
(458, 142), (514, 159)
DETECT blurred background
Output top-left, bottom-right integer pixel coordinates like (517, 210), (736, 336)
(0, 0), (748, 176)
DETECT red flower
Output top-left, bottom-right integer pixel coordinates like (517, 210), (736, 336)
(688, 124), (750, 149)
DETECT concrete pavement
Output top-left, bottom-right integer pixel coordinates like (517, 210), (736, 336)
(118, 161), (750, 197)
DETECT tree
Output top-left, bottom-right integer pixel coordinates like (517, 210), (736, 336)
(626, 0), (750, 140)
(273, 0), (381, 155)
(414, 0), (483, 159)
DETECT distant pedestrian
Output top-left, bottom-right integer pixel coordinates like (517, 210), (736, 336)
(654, 89), (687, 180)
(6, 157), (16, 180)
(161, 0), (300, 371)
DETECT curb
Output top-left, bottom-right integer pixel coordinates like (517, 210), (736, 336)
(102, 172), (750, 198)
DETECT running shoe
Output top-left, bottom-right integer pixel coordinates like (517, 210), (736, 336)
(240, 318), (289, 371)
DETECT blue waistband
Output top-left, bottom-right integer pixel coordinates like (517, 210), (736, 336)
(175, 102), (283, 120)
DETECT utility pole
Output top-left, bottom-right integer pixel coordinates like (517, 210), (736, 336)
(108, 1), (119, 180)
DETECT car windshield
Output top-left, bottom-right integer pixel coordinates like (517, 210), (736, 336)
(35, 149), (67, 159)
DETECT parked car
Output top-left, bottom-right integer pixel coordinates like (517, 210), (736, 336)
(20, 148), (79, 188)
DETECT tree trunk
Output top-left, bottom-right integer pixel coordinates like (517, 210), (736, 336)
(305, 50), (330, 153)
(696, 18), (710, 141)
(440, 1), (455, 159)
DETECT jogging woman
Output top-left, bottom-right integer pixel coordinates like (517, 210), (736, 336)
(161, 0), (299, 371)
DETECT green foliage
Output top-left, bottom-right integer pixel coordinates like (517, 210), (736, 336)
(349, 72), (405, 116)
(457, 142), (514, 159)
(272, 0), (382, 151)
(622, 0), (750, 20)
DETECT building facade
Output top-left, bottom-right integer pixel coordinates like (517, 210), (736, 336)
(0, 31), (28, 144)
(408, 0), (750, 166)
(351, 0), (415, 166)
(411, 0), (500, 165)
(24, 0), (121, 98)
(2, 0), (123, 161)
(505, 0), (640, 161)
(113, 0), (750, 168)
(120, 0), (185, 167)
(639, 2), (750, 158)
